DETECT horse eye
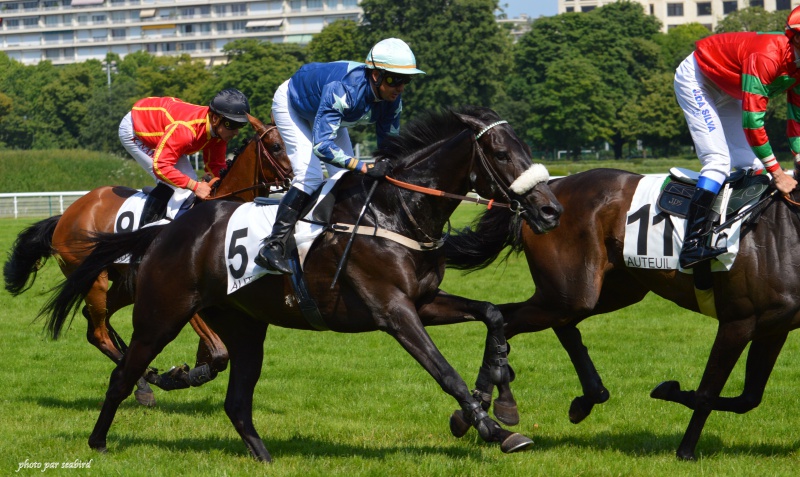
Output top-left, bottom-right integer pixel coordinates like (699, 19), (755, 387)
(495, 151), (509, 162)
(271, 143), (283, 153)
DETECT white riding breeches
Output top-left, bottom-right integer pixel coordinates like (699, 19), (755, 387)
(674, 53), (763, 185)
(272, 80), (350, 195)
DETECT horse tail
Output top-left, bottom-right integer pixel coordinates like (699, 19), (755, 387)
(444, 207), (525, 271)
(3, 215), (61, 296)
(40, 225), (164, 340)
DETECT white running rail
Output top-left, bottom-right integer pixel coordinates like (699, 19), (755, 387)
(0, 191), (89, 219)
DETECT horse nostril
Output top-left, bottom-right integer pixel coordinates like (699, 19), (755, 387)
(541, 205), (561, 220)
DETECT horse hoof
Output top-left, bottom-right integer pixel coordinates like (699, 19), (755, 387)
(568, 396), (590, 424)
(500, 433), (533, 453)
(134, 389), (156, 407)
(88, 440), (107, 453)
(650, 380), (680, 401)
(449, 410), (471, 438)
(493, 400), (520, 426)
(676, 449), (696, 461)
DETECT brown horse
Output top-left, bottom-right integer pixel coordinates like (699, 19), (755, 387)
(42, 106), (562, 461)
(444, 167), (800, 460)
(4, 114), (291, 406)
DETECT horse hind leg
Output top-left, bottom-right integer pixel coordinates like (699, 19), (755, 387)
(554, 324), (610, 424)
(650, 321), (751, 460)
(651, 333), (787, 414)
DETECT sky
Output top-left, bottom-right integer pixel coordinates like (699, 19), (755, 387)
(500, 0), (558, 18)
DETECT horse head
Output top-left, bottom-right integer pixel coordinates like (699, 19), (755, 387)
(453, 107), (562, 234)
(211, 114), (292, 202)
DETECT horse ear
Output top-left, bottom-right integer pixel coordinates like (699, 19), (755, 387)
(247, 113), (266, 134)
(453, 112), (484, 135)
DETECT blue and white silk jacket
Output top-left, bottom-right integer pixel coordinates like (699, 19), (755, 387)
(287, 61), (402, 169)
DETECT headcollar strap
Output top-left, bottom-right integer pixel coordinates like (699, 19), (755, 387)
(476, 120), (508, 139)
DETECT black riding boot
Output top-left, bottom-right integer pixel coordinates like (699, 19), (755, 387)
(255, 187), (313, 274)
(679, 187), (726, 269)
(140, 182), (174, 227)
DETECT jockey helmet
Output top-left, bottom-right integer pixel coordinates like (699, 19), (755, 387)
(786, 6), (800, 39)
(209, 88), (250, 123)
(365, 38), (426, 75)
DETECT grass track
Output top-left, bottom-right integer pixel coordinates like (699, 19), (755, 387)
(2, 210), (800, 476)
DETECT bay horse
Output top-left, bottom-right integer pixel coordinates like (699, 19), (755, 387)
(444, 167), (800, 460)
(42, 106), (562, 461)
(3, 114), (291, 406)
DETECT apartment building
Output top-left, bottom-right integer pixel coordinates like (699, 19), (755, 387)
(0, 0), (361, 65)
(558, 0), (797, 31)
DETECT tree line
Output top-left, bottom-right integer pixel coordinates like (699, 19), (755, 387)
(0, 0), (791, 159)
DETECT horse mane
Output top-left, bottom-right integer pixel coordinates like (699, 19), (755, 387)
(218, 134), (258, 180)
(374, 105), (499, 163)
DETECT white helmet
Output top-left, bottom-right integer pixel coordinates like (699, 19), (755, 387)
(365, 38), (426, 75)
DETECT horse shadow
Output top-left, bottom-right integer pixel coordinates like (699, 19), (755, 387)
(29, 395), (286, 417)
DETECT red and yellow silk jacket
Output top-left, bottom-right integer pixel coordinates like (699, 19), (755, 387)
(130, 97), (226, 189)
(694, 32), (800, 166)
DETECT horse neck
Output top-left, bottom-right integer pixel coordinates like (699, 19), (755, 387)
(213, 139), (259, 202)
(379, 130), (476, 236)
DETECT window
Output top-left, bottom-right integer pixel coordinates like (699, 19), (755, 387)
(162, 41), (175, 52)
(181, 23), (194, 33)
(111, 11), (126, 21)
(91, 13), (106, 22)
(214, 5), (226, 14)
(22, 16), (39, 26)
(723, 1), (737, 14)
(45, 15), (61, 25)
(749, 0), (764, 7)
(649, 4), (653, 15)
(565, 6), (574, 12)
(111, 27), (125, 38)
(342, 0), (357, 6)
(230, 3), (246, 14)
(215, 22), (228, 31)
(697, 2), (711, 15)
(667, 3), (683, 16)
(307, 0), (322, 9)
(22, 1), (38, 10)
(199, 5), (210, 16)
(6, 18), (20, 28)
(289, 0), (301, 10)
(580, 5), (595, 12)
(325, 0), (337, 8)
(43, 0), (58, 7)
(199, 40), (211, 51)
(181, 7), (194, 16)
(232, 20), (245, 30)
(182, 41), (196, 51)
(5, 3), (20, 10)
(777, 0), (791, 10)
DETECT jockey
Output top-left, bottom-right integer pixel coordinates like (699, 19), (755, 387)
(674, 7), (800, 269)
(118, 88), (250, 225)
(255, 38), (426, 274)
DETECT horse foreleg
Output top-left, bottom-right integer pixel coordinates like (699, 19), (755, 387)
(82, 272), (122, 363)
(190, 314), (229, 381)
(650, 320), (750, 461)
(553, 324), (610, 424)
(392, 299), (531, 453)
(203, 310), (271, 462)
(418, 291), (519, 427)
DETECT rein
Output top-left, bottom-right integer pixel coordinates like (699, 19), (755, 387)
(208, 126), (291, 201)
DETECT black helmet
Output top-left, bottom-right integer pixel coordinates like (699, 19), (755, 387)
(209, 88), (250, 123)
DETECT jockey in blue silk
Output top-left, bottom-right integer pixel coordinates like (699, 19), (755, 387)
(256, 38), (426, 274)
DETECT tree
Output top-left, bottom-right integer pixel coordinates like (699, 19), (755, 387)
(653, 23), (711, 71)
(359, 0), (512, 117)
(307, 19), (363, 63)
(715, 7), (787, 33)
(619, 72), (688, 156)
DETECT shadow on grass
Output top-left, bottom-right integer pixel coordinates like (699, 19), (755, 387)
(78, 433), (479, 461)
(530, 429), (800, 458)
(29, 395), (287, 417)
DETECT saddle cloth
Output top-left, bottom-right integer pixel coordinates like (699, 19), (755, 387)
(114, 189), (192, 234)
(623, 174), (749, 273)
(223, 171), (345, 294)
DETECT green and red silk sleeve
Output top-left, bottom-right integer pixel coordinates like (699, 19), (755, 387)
(741, 53), (782, 172)
(787, 84), (800, 156)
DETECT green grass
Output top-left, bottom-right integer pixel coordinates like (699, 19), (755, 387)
(2, 211), (800, 476)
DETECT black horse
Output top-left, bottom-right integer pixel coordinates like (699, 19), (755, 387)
(445, 167), (800, 460)
(42, 106), (562, 462)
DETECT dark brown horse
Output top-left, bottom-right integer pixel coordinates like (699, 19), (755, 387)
(4, 114), (291, 405)
(444, 167), (800, 460)
(42, 106), (562, 461)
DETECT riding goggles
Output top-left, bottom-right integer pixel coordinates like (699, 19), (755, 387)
(384, 74), (413, 87)
(222, 119), (247, 130)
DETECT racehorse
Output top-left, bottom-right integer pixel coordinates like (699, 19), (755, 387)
(444, 167), (800, 460)
(42, 106), (562, 461)
(3, 114), (291, 406)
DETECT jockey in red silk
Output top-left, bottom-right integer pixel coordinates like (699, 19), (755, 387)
(673, 8), (800, 269)
(119, 89), (250, 225)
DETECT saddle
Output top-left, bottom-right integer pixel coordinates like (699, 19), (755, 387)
(657, 167), (770, 220)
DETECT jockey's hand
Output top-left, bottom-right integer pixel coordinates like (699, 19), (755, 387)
(772, 167), (797, 196)
(364, 160), (393, 179)
(194, 181), (212, 200)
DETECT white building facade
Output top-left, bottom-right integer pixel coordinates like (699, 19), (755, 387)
(558, 0), (797, 31)
(0, 0), (361, 65)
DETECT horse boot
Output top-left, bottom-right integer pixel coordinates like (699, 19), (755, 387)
(255, 187), (313, 274)
(140, 182), (173, 227)
(679, 187), (726, 269)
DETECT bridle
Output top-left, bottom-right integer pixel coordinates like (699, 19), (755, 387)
(208, 125), (292, 201)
